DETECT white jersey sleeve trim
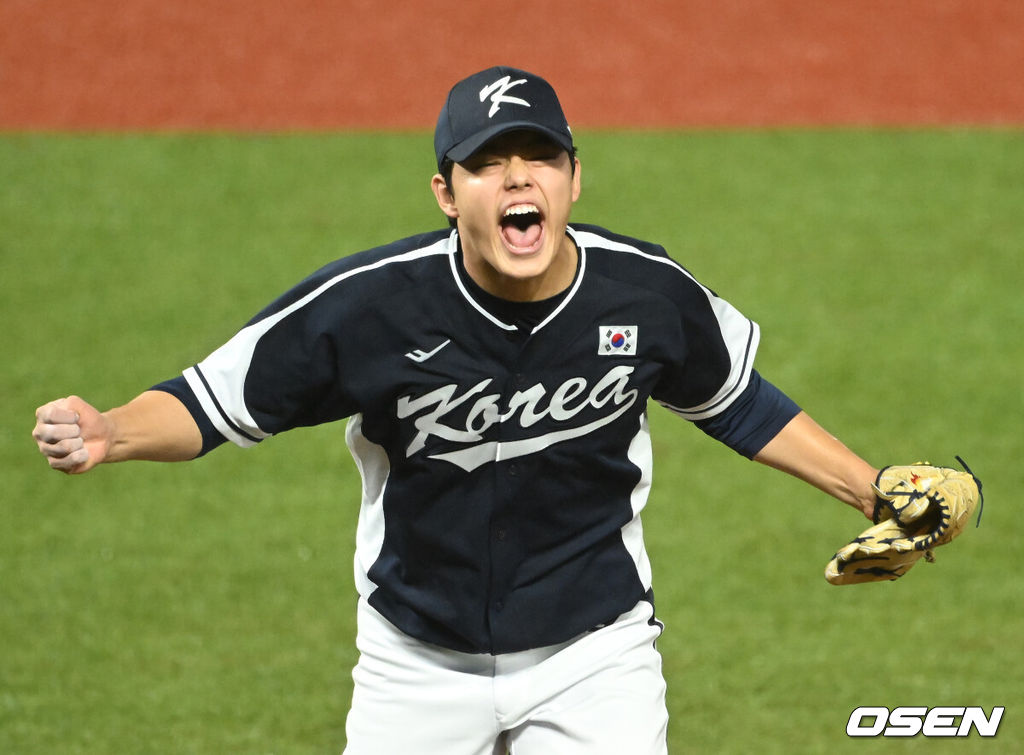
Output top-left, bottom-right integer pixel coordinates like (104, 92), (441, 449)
(570, 227), (760, 421)
(189, 239), (452, 446)
(656, 314), (759, 420)
(183, 365), (264, 447)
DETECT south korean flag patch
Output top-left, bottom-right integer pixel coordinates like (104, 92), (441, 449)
(598, 325), (638, 356)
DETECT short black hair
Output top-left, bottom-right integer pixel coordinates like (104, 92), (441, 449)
(439, 158), (458, 229)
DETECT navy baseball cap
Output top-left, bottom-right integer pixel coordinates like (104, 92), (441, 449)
(434, 66), (574, 170)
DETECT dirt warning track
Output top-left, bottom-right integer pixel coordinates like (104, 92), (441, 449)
(2, 0), (1022, 129)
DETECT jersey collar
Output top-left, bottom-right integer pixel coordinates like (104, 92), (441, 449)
(446, 227), (587, 334)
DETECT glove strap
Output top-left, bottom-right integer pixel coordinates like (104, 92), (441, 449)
(954, 455), (985, 527)
(871, 465), (897, 524)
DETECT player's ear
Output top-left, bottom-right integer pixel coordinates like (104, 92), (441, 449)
(571, 156), (581, 203)
(431, 174), (459, 220)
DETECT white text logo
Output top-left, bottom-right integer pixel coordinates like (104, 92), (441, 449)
(479, 76), (530, 118)
(405, 339), (451, 363)
(846, 706), (1004, 738)
(396, 366), (639, 471)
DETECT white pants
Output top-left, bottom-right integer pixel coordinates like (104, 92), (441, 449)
(343, 598), (669, 755)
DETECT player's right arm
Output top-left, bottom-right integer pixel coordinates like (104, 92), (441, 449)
(33, 391), (203, 475)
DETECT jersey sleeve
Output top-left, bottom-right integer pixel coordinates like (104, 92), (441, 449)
(648, 261), (761, 422)
(573, 224), (761, 423)
(149, 375), (228, 456)
(177, 265), (362, 448)
(692, 370), (801, 458)
(156, 231), (452, 450)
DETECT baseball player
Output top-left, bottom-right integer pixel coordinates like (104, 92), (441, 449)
(33, 66), (886, 754)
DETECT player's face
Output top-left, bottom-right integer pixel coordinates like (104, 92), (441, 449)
(432, 130), (582, 302)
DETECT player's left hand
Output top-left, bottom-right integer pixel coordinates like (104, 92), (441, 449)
(825, 460), (983, 585)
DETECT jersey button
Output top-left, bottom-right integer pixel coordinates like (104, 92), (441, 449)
(495, 528), (507, 541)
(507, 463), (519, 477)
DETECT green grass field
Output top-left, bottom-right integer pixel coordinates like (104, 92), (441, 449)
(2, 130), (1022, 753)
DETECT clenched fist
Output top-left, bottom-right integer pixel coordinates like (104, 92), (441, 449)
(33, 396), (112, 474)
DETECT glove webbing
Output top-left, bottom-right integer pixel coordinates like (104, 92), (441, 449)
(872, 455), (985, 529)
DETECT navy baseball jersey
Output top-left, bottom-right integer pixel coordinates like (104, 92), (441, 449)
(155, 224), (799, 654)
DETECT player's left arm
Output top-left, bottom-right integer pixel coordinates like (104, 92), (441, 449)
(753, 411), (878, 520)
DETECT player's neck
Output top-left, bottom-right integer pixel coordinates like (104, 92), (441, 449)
(463, 235), (579, 303)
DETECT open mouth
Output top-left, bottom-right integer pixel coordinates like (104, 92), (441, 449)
(500, 203), (544, 252)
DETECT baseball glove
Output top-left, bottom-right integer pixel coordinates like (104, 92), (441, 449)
(825, 458), (983, 585)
